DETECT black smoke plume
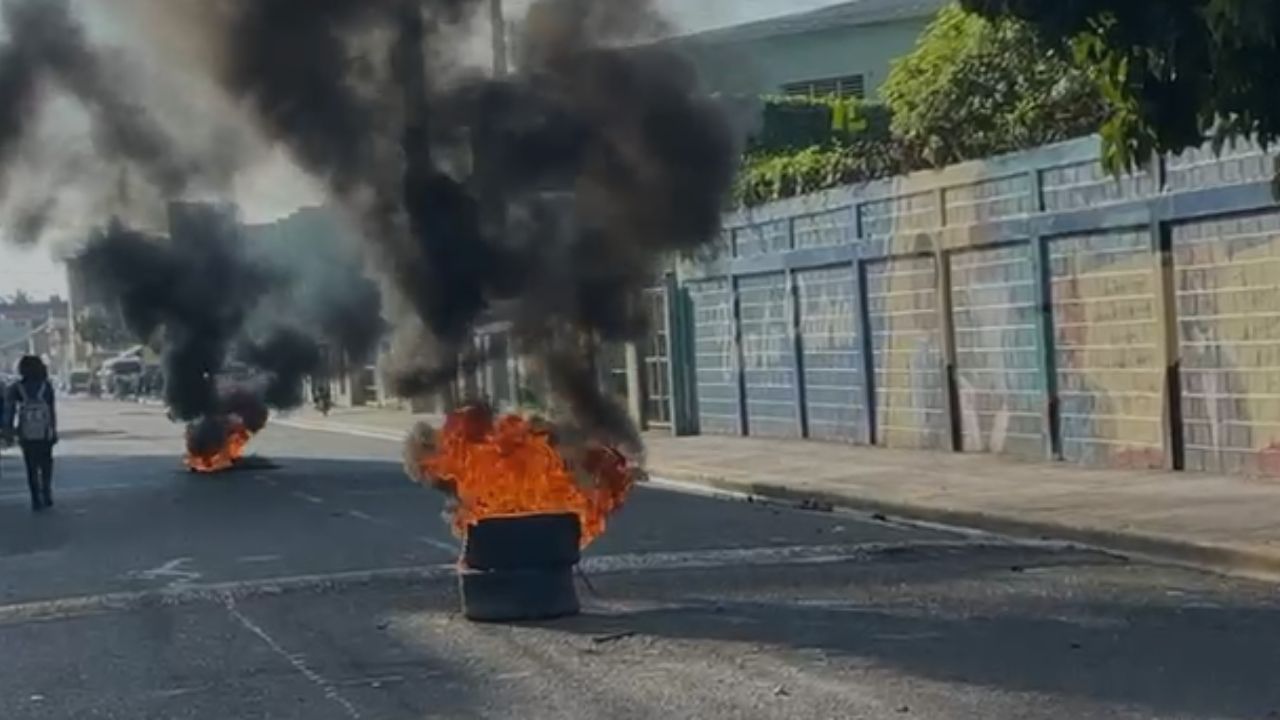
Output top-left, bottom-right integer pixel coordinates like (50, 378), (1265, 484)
(77, 206), (268, 422)
(180, 0), (736, 453)
(0, 0), (202, 218)
(238, 326), (322, 410)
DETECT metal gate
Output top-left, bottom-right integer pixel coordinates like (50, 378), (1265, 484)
(642, 286), (673, 428)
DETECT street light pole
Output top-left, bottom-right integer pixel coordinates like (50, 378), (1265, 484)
(490, 0), (508, 77)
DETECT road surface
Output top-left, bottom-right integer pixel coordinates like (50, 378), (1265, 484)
(0, 399), (1276, 719)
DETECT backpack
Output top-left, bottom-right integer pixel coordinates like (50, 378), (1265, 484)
(17, 381), (53, 442)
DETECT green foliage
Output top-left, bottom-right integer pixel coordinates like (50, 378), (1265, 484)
(961, 0), (1280, 172)
(747, 96), (891, 155)
(734, 140), (909, 207)
(882, 3), (1108, 167)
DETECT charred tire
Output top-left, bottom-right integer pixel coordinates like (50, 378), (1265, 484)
(458, 567), (580, 622)
(464, 513), (581, 571)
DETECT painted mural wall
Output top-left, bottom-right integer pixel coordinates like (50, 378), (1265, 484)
(681, 135), (1280, 478)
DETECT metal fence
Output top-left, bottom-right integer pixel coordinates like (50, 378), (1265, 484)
(675, 134), (1280, 476)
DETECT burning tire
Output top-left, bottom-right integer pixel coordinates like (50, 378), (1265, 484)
(459, 513), (581, 622)
(463, 513), (581, 570)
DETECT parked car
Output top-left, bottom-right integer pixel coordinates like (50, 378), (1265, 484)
(68, 370), (92, 395)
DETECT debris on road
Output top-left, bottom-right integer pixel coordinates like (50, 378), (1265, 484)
(591, 631), (637, 644)
(798, 499), (835, 513)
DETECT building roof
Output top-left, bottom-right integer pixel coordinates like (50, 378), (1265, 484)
(675, 0), (946, 46)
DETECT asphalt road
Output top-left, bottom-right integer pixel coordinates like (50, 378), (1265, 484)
(0, 400), (1277, 719)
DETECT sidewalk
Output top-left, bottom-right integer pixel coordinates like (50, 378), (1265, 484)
(278, 406), (1280, 580)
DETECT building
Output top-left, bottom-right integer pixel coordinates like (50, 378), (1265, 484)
(66, 236), (146, 372)
(669, 0), (944, 100)
(0, 296), (71, 377)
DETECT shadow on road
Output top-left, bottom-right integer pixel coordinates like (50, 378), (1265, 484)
(546, 569), (1280, 720)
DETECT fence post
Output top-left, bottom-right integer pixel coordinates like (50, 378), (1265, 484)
(788, 269), (809, 438)
(1153, 218), (1186, 471)
(1033, 235), (1063, 460)
(1028, 165), (1062, 459)
(731, 275), (749, 437)
(664, 272), (696, 436)
(856, 259), (879, 446)
(935, 248), (963, 452)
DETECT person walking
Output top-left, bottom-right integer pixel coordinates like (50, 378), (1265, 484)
(4, 356), (58, 511)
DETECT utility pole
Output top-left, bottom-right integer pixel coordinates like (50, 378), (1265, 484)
(490, 0), (508, 77)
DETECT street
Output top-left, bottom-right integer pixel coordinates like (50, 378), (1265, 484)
(0, 400), (1276, 719)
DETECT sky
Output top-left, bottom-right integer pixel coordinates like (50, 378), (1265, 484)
(0, 0), (842, 301)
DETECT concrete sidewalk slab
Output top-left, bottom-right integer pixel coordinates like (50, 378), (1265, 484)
(280, 406), (1280, 581)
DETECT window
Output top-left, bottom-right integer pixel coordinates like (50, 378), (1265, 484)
(781, 74), (866, 100)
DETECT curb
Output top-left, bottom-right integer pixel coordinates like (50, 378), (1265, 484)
(649, 467), (1280, 583)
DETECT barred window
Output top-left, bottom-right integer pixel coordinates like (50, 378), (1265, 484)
(781, 74), (866, 99)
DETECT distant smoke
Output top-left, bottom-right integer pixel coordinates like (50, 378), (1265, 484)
(246, 207), (386, 365)
(10, 195), (54, 245)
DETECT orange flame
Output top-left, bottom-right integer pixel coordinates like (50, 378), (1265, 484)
(419, 407), (636, 547)
(185, 421), (253, 473)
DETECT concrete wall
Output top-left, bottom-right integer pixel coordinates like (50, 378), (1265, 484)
(678, 135), (1280, 478)
(678, 18), (931, 98)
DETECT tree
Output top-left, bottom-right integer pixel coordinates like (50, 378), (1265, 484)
(882, 3), (1108, 167)
(961, 0), (1280, 171)
(76, 308), (133, 350)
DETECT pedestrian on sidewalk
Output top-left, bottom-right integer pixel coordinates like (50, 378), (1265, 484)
(3, 356), (58, 511)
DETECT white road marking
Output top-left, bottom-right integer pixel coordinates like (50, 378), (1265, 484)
(292, 491), (325, 505)
(0, 539), (1042, 625)
(237, 555), (283, 564)
(150, 686), (211, 699)
(645, 476), (751, 501)
(338, 506), (460, 556)
(417, 535), (461, 554)
(126, 558), (202, 589)
(224, 595), (363, 719)
(335, 674), (411, 688)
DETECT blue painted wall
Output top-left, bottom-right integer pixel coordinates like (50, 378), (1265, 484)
(677, 135), (1280, 479)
